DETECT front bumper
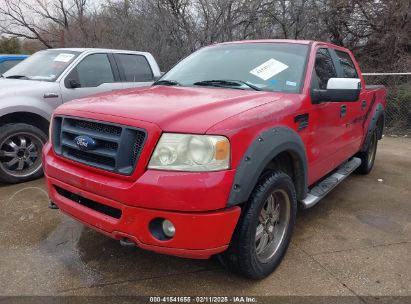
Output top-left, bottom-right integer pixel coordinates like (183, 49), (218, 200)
(43, 143), (241, 259)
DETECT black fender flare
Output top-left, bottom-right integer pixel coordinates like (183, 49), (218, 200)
(227, 126), (308, 207)
(362, 103), (384, 151)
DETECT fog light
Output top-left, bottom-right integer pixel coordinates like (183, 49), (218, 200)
(162, 219), (176, 238)
(149, 218), (175, 240)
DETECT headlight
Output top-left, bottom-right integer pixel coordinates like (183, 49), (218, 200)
(148, 133), (230, 171)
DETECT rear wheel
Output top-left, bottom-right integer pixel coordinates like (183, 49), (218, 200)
(356, 129), (378, 175)
(219, 171), (297, 279)
(0, 123), (47, 184)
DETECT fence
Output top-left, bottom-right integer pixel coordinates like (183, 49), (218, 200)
(362, 73), (411, 136)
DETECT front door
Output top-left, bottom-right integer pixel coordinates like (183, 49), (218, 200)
(306, 47), (348, 184)
(60, 53), (123, 103)
(332, 49), (364, 156)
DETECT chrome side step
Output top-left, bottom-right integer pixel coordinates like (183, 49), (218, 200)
(301, 157), (362, 209)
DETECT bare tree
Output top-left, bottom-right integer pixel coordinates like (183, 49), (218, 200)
(0, 0), (88, 47)
(0, 0), (409, 72)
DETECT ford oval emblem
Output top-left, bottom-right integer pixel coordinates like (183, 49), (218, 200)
(74, 135), (97, 151)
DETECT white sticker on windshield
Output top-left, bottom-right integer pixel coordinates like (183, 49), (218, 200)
(250, 58), (289, 81)
(53, 53), (75, 63)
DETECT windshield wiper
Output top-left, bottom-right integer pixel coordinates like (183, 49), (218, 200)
(153, 79), (182, 86)
(193, 80), (262, 91)
(5, 75), (30, 80)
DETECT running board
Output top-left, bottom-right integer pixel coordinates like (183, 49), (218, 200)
(301, 157), (362, 209)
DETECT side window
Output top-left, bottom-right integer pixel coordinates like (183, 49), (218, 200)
(116, 54), (153, 82)
(335, 50), (358, 78)
(0, 60), (23, 74)
(313, 48), (337, 90)
(67, 54), (114, 88)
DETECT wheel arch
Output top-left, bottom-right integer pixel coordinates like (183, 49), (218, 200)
(362, 103), (384, 151)
(376, 112), (385, 140)
(227, 126), (308, 207)
(0, 112), (50, 136)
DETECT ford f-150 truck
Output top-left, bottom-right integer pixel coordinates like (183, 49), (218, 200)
(43, 40), (386, 279)
(0, 48), (160, 183)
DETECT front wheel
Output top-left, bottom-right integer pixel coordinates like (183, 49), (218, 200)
(0, 123), (47, 184)
(219, 171), (297, 279)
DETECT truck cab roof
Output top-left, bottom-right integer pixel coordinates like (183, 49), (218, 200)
(49, 48), (152, 56)
(215, 39), (350, 51)
(217, 39), (313, 45)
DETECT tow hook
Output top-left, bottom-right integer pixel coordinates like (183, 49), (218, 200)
(120, 238), (136, 247)
(48, 201), (59, 209)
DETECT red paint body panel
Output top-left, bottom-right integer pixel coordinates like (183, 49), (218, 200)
(43, 143), (236, 211)
(43, 40), (387, 259)
(57, 86), (281, 134)
(45, 174), (241, 258)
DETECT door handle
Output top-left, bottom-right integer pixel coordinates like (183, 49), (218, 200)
(43, 92), (59, 99)
(361, 100), (367, 110)
(340, 105), (347, 117)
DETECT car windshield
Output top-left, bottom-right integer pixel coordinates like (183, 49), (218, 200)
(3, 50), (80, 82)
(159, 43), (309, 93)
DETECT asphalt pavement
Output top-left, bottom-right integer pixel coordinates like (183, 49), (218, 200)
(0, 137), (410, 300)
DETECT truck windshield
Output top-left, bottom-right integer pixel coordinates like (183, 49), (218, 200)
(3, 50), (80, 82)
(159, 43), (309, 93)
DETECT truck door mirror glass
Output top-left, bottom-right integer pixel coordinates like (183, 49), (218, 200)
(68, 79), (81, 88)
(312, 78), (361, 103)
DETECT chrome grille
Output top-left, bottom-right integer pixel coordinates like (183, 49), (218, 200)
(52, 116), (146, 175)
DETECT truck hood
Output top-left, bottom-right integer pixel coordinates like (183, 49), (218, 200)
(57, 86), (283, 133)
(0, 78), (57, 96)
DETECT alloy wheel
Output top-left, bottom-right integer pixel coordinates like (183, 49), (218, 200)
(255, 189), (291, 263)
(0, 133), (43, 178)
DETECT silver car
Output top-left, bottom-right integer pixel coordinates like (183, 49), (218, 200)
(0, 48), (161, 183)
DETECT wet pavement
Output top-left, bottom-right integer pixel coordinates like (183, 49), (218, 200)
(0, 137), (410, 297)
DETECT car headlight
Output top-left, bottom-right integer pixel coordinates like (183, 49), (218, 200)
(148, 133), (230, 171)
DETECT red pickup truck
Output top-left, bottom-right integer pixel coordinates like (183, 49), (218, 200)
(43, 40), (386, 279)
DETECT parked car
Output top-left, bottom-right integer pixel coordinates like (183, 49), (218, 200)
(43, 40), (386, 279)
(0, 54), (28, 74)
(0, 48), (161, 183)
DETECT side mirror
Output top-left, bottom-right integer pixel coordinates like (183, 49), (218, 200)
(312, 78), (361, 103)
(68, 79), (81, 89)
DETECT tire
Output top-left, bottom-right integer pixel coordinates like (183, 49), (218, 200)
(356, 129), (378, 175)
(219, 171), (297, 279)
(0, 123), (47, 184)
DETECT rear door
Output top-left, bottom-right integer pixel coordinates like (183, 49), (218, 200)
(113, 53), (155, 89)
(60, 53), (123, 102)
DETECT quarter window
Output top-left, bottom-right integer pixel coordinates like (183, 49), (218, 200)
(116, 54), (153, 82)
(313, 48), (337, 90)
(335, 50), (358, 78)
